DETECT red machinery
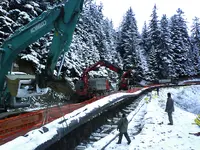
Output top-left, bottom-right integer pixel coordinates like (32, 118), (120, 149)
(75, 60), (123, 100)
(119, 69), (136, 90)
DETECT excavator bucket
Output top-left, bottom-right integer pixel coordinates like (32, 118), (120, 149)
(6, 74), (35, 96)
(6, 74), (75, 98)
(47, 78), (75, 97)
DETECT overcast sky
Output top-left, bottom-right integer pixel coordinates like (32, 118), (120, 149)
(95, 0), (200, 32)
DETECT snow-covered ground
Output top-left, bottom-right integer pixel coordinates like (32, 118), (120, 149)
(87, 85), (200, 150)
(1, 85), (200, 150)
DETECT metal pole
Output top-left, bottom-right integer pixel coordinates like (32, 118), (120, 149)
(57, 52), (65, 77)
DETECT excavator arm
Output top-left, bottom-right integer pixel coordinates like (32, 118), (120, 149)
(81, 60), (123, 87)
(81, 60), (122, 78)
(76, 60), (123, 98)
(46, 0), (84, 73)
(0, 0), (84, 109)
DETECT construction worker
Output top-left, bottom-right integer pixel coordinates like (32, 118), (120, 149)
(165, 92), (174, 125)
(117, 114), (131, 144)
(156, 87), (159, 96)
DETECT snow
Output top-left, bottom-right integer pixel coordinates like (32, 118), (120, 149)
(0, 92), (140, 150)
(21, 54), (40, 65)
(24, 4), (34, 11)
(0, 85), (200, 150)
(86, 86), (200, 150)
(29, 2), (40, 8)
(18, 11), (31, 22)
(0, 6), (8, 15)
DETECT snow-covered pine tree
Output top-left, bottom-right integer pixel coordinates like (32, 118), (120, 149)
(170, 8), (191, 77)
(190, 17), (200, 74)
(102, 19), (121, 64)
(65, 1), (121, 80)
(116, 7), (140, 70)
(134, 47), (146, 82)
(160, 14), (174, 78)
(101, 19), (123, 80)
(87, 3), (107, 60)
(141, 21), (150, 57)
(148, 4), (161, 79)
(0, 0), (52, 73)
(64, 1), (101, 79)
(147, 46), (157, 81)
(140, 21), (152, 80)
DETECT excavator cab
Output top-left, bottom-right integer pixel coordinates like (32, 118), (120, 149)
(6, 72), (48, 97)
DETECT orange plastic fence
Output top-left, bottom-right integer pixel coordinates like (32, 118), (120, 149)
(0, 90), (143, 145)
(0, 97), (97, 145)
(45, 102), (87, 123)
(0, 111), (44, 144)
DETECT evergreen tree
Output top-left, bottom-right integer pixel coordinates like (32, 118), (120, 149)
(141, 21), (151, 80)
(65, 1), (101, 77)
(102, 19), (123, 65)
(0, 0), (52, 73)
(160, 14), (174, 78)
(191, 17), (200, 74)
(117, 7), (140, 70)
(147, 46), (157, 81)
(170, 8), (191, 77)
(141, 21), (150, 56)
(65, 1), (121, 80)
(148, 4), (161, 79)
(135, 45), (147, 81)
(87, 3), (108, 60)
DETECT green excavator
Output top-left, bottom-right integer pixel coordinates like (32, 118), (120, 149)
(0, 0), (84, 111)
